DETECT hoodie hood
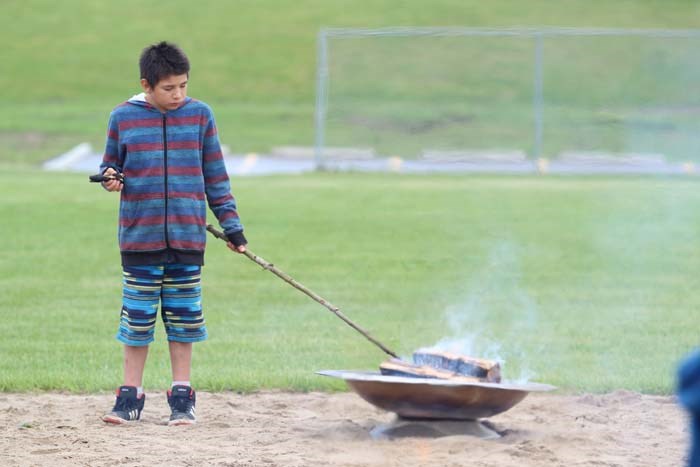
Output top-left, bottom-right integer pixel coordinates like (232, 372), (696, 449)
(127, 92), (192, 112)
(128, 92), (148, 104)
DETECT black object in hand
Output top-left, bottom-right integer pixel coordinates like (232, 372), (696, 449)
(89, 173), (124, 183)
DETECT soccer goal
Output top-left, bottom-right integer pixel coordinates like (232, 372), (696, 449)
(313, 27), (700, 171)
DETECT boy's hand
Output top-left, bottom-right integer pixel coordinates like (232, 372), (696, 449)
(226, 242), (247, 254)
(102, 168), (124, 192)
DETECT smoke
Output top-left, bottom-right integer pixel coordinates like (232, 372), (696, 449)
(419, 239), (541, 383)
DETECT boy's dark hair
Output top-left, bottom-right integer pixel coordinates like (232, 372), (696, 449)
(139, 41), (190, 87)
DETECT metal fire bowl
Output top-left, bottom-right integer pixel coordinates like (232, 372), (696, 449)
(318, 370), (556, 420)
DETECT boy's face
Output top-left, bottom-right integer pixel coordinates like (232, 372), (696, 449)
(141, 73), (188, 112)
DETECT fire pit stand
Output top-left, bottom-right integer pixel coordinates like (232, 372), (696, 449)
(370, 417), (500, 440)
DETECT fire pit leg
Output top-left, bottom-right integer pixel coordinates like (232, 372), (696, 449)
(369, 417), (501, 440)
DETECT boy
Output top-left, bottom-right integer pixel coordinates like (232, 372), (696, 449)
(98, 41), (247, 425)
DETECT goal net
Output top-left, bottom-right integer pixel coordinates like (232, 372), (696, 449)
(314, 28), (700, 170)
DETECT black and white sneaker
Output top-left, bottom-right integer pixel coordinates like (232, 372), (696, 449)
(167, 385), (196, 426)
(102, 386), (145, 424)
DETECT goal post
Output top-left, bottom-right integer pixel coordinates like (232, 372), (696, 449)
(314, 27), (700, 170)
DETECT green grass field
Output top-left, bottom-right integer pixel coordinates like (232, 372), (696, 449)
(1, 169), (698, 393)
(2, 1), (699, 395)
(2, 1), (700, 166)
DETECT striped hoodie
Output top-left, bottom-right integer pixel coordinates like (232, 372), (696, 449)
(100, 93), (245, 265)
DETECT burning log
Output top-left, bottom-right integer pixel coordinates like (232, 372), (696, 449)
(379, 350), (501, 383)
(379, 359), (483, 383)
(413, 350), (501, 383)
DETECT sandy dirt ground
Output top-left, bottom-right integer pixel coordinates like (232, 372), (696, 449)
(0, 389), (689, 467)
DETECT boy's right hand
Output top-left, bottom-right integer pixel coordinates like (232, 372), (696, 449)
(102, 168), (124, 192)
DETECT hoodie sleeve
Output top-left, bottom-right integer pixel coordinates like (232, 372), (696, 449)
(99, 111), (124, 174)
(201, 107), (246, 246)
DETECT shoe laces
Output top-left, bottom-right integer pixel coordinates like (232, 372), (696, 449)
(170, 393), (193, 413)
(112, 395), (133, 412)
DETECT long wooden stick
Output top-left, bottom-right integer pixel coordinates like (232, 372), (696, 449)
(206, 225), (399, 359)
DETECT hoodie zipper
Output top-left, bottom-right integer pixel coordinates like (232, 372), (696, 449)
(162, 114), (170, 248)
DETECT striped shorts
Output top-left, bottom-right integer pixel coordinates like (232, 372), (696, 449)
(117, 264), (207, 346)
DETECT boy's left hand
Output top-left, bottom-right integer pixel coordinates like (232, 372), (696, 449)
(227, 242), (247, 254)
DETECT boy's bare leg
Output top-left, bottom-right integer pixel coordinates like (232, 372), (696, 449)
(123, 345), (149, 387)
(169, 341), (192, 382)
